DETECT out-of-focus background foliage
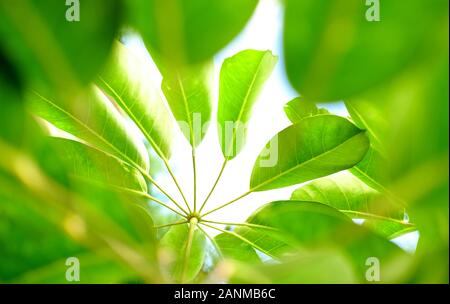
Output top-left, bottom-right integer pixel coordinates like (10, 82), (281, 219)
(0, 0), (448, 283)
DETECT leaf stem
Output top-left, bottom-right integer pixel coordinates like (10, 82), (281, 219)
(139, 169), (189, 216)
(198, 158), (228, 213)
(200, 219), (278, 231)
(192, 147), (197, 212)
(201, 190), (252, 217)
(154, 220), (188, 229)
(109, 185), (188, 218)
(162, 158), (192, 214)
(181, 217), (198, 283)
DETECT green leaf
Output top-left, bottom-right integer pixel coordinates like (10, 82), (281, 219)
(363, 219), (417, 240)
(1, 76), (157, 283)
(0, 0), (120, 89)
(127, 0), (258, 66)
(283, 0), (448, 101)
(214, 233), (260, 264)
(291, 171), (402, 220)
(241, 201), (412, 282)
(344, 99), (391, 193)
(283, 97), (329, 123)
(345, 100), (387, 154)
(229, 250), (357, 284)
(13, 252), (139, 284)
(231, 225), (289, 260)
(246, 201), (351, 247)
(26, 87), (150, 173)
(49, 137), (147, 193)
(97, 41), (173, 160)
(161, 64), (212, 147)
(161, 223), (206, 282)
(349, 147), (390, 193)
(45, 140), (157, 249)
(0, 180), (80, 281)
(218, 50), (277, 159)
(250, 115), (370, 191)
(0, 142), (147, 283)
(0, 174), (147, 283)
(291, 171), (413, 238)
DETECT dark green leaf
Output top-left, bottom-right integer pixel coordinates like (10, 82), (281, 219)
(0, 0), (120, 89)
(241, 201), (412, 282)
(284, 0), (448, 101)
(229, 250), (357, 284)
(127, 0), (258, 66)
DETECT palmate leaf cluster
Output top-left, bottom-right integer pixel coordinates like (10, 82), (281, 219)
(0, 0), (447, 283)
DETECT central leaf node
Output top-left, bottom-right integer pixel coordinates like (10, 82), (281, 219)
(187, 213), (200, 223)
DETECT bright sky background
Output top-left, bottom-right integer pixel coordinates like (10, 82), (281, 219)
(124, 0), (418, 251)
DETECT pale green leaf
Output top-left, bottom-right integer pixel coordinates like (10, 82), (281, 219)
(97, 41), (173, 159)
(349, 147), (390, 193)
(291, 171), (413, 238)
(345, 99), (392, 196)
(291, 171), (402, 220)
(161, 64), (212, 147)
(345, 100), (388, 154)
(49, 137), (147, 193)
(218, 50), (277, 159)
(161, 223), (206, 282)
(26, 87), (150, 173)
(214, 233), (260, 264)
(363, 219), (417, 240)
(250, 115), (370, 191)
(284, 97), (329, 123)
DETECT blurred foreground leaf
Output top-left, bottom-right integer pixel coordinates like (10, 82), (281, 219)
(284, 0), (448, 101)
(0, 0), (121, 90)
(127, 0), (258, 66)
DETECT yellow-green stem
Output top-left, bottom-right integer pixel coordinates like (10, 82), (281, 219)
(198, 158), (228, 213)
(181, 217), (198, 283)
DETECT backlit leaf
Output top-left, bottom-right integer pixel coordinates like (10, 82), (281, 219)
(250, 115), (369, 191)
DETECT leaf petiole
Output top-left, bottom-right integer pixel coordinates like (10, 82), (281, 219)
(200, 219), (278, 231)
(198, 158), (228, 213)
(154, 220), (188, 229)
(181, 217), (198, 282)
(201, 190), (252, 217)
